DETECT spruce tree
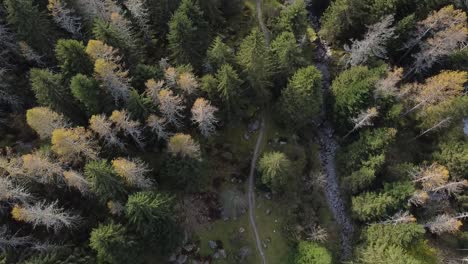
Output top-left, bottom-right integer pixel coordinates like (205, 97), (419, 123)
(167, 0), (211, 69)
(236, 28), (274, 103)
(55, 39), (94, 80)
(84, 160), (127, 203)
(215, 64), (242, 116)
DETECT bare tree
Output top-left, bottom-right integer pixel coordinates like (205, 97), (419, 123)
(26, 107), (68, 139)
(191, 98), (218, 137)
(86, 40), (120, 63)
(63, 170), (90, 195)
(11, 201), (80, 232)
(343, 107), (378, 139)
(111, 157), (153, 188)
(21, 152), (64, 184)
(426, 214), (463, 235)
(124, 0), (151, 39)
(89, 114), (125, 149)
(0, 226), (33, 252)
(146, 114), (170, 140)
(74, 0), (113, 22)
(0, 156), (24, 178)
(433, 180), (468, 196)
(413, 117), (452, 139)
(410, 6), (468, 73)
(158, 89), (185, 128)
(51, 127), (99, 161)
(404, 71), (466, 115)
(382, 211), (416, 225)
(401, 5), (467, 64)
(374, 67), (403, 99)
(110, 110), (145, 149)
(47, 0), (82, 37)
(18, 42), (44, 66)
(145, 79), (164, 105)
(107, 201), (125, 216)
(168, 133), (201, 160)
(305, 225), (329, 242)
(345, 15), (396, 66)
(94, 59), (131, 103)
(408, 190), (429, 206)
(412, 163), (449, 191)
(0, 177), (32, 203)
(177, 72), (199, 95)
(164, 67), (177, 87)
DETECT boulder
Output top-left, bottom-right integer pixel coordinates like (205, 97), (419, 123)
(208, 240), (217, 249)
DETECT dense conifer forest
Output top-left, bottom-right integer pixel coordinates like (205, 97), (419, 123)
(0, 0), (467, 263)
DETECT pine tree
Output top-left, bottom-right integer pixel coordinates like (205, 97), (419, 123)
(167, 0), (211, 69)
(70, 74), (101, 116)
(30, 69), (80, 119)
(84, 160), (127, 203)
(206, 36), (234, 72)
(215, 64), (242, 116)
(275, 0), (309, 39)
(90, 223), (141, 264)
(279, 66), (323, 128)
(237, 28), (274, 103)
(271, 31), (305, 77)
(258, 151), (292, 192)
(4, 0), (54, 54)
(55, 39), (93, 80)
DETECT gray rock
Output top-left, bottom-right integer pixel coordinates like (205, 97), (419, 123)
(218, 249), (227, 258)
(264, 193), (272, 200)
(248, 120), (260, 132)
(183, 244), (195, 252)
(239, 227), (245, 233)
(266, 209), (271, 215)
(168, 254), (176, 262)
(239, 246), (250, 261)
(213, 252), (220, 259)
(176, 254), (187, 264)
(208, 240), (217, 249)
(243, 132), (250, 140)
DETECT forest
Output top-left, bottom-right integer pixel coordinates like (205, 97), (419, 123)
(0, 0), (467, 263)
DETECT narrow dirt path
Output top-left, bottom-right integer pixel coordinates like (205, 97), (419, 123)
(314, 36), (354, 259)
(246, 1), (269, 263)
(247, 118), (267, 264)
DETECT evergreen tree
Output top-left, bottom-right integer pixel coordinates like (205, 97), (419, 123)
(206, 37), (234, 72)
(279, 66), (322, 128)
(90, 223), (142, 264)
(4, 0), (54, 54)
(167, 0), (211, 69)
(295, 241), (332, 264)
(236, 28), (274, 103)
(55, 39), (93, 80)
(70, 74), (101, 116)
(275, 0), (309, 39)
(84, 160), (127, 203)
(271, 31), (305, 78)
(331, 65), (385, 127)
(215, 64), (242, 116)
(126, 191), (174, 233)
(127, 89), (152, 121)
(258, 151), (291, 192)
(30, 68), (81, 119)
